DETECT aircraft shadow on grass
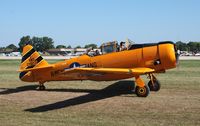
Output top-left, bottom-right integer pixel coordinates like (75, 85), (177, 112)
(0, 81), (135, 112)
(0, 85), (38, 95)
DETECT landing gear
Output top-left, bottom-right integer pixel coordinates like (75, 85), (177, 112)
(134, 74), (160, 97)
(148, 74), (160, 91)
(38, 82), (46, 90)
(39, 85), (46, 90)
(148, 80), (160, 91)
(134, 75), (150, 97)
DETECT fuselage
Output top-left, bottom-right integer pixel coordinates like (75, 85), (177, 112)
(20, 41), (177, 82)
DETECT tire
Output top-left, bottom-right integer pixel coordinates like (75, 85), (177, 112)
(39, 85), (46, 90)
(148, 80), (160, 91)
(135, 85), (150, 97)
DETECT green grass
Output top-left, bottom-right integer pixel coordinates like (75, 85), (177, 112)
(0, 60), (200, 126)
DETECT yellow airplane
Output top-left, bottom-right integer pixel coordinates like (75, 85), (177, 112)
(18, 41), (178, 97)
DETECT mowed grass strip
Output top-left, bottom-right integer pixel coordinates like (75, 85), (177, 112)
(0, 60), (200, 126)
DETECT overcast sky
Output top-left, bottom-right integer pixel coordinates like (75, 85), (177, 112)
(0, 0), (200, 47)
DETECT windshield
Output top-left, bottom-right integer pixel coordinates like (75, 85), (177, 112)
(102, 45), (115, 54)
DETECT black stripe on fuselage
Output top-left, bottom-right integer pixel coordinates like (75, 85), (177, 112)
(21, 48), (35, 63)
(129, 41), (174, 50)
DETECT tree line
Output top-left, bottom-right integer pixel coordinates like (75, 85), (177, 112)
(0, 36), (98, 52)
(20, 35), (98, 51)
(176, 41), (200, 53)
(1, 35), (200, 53)
(18, 36), (54, 52)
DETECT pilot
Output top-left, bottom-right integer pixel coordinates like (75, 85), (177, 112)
(120, 42), (126, 51)
(94, 49), (100, 56)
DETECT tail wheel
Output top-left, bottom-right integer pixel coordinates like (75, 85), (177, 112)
(38, 85), (46, 90)
(135, 86), (150, 97)
(148, 80), (160, 91)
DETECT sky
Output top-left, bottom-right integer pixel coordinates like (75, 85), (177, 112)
(0, 0), (200, 47)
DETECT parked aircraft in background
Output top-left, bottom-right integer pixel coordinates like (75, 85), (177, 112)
(18, 41), (178, 97)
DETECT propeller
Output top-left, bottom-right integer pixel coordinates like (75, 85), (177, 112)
(174, 44), (180, 68)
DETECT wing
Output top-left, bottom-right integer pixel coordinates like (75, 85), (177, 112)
(62, 67), (155, 75)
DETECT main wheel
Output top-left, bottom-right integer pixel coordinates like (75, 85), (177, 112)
(148, 80), (160, 91)
(135, 86), (150, 97)
(39, 85), (46, 90)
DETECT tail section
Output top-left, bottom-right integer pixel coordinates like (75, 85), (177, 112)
(19, 45), (49, 80)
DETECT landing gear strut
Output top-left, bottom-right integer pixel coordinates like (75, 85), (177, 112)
(148, 74), (160, 91)
(134, 75), (150, 97)
(38, 82), (46, 90)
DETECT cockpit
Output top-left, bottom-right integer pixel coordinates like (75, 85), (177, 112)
(100, 40), (133, 55)
(86, 39), (133, 56)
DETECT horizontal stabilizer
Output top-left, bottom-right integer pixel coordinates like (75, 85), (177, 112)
(18, 65), (53, 72)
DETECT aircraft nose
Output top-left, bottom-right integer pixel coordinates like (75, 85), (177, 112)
(159, 43), (177, 69)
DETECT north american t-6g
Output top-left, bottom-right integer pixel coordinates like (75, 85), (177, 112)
(18, 40), (179, 97)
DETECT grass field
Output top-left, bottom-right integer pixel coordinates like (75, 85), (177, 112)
(0, 60), (200, 126)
